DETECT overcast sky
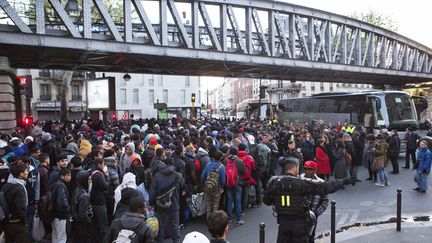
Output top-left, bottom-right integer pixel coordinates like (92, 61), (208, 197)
(202, 0), (432, 90)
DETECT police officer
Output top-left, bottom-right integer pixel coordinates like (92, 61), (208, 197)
(263, 157), (355, 243)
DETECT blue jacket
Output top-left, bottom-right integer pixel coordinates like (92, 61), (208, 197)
(417, 147), (432, 174)
(200, 161), (226, 187)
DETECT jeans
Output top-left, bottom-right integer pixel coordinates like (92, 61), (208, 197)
(415, 172), (429, 191)
(378, 169), (388, 184)
(156, 209), (180, 243)
(226, 185), (242, 221)
(52, 218), (67, 243)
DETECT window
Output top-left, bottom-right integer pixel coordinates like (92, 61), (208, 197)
(120, 89), (126, 104)
(39, 84), (51, 101)
(133, 89), (139, 104)
(163, 89), (168, 103)
(320, 82), (324, 91)
(185, 77), (190, 87)
(158, 77), (163, 87)
(311, 85), (315, 91)
(149, 77), (154, 87)
(149, 89), (154, 104)
(56, 85), (62, 100)
(181, 90), (186, 104)
(71, 85), (81, 101)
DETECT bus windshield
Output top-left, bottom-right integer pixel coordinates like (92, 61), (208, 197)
(385, 93), (417, 127)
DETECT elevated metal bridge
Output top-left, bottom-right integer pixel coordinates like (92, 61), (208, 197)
(1, 0), (432, 85)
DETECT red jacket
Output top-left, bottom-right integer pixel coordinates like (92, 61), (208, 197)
(315, 146), (331, 174)
(238, 151), (256, 185)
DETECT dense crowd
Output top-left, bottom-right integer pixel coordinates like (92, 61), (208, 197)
(0, 117), (430, 243)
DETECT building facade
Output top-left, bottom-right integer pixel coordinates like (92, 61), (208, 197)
(97, 72), (201, 119)
(17, 69), (88, 121)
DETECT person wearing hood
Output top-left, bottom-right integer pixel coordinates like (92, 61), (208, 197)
(119, 142), (137, 176)
(113, 172), (141, 220)
(79, 138), (92, 159)
(10, 138), (24, 158)
(126, 153), (146, 188)
(143, 137), (157, 169)
(196, 146), (211, 177)
(105, 196), (155, 243)
(149, 159), (184, 243)
(41, 132), (57, 168)
(2, 162), (30, 243)
(22, 157), (41, 239)
(71, 170), (93, 243)
(104, 149), (120, 222)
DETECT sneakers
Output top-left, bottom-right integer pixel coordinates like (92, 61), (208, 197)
(417, 189), (427, 193)
(236, 220), (245, 226)
(385, 182), (390, 186)
(413, 187), (421, 191)
(375, 183), (385, 187)
(366, 177), (373, 181)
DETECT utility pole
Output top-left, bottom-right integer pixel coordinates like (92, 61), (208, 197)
(258, 79), (262, 120)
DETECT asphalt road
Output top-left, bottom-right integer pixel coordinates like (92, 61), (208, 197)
(174, 157), (431, 243)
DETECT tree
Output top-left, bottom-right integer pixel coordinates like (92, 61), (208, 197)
(350, 9), (399, 32)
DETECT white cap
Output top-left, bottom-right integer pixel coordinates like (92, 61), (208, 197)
(25, 136), (34, 142)
(9, 137), (21, 142)
(182, 231), (210, 243)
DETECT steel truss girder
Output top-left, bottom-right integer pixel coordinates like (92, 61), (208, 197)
(0, 0), (431, 78)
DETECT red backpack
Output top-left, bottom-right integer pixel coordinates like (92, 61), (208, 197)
(225, 157), (239, 188)
(194, 159), (201, 176)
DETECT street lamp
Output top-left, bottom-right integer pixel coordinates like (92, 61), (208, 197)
(65, 0), (79, 12)
(123, 73), (131, 81)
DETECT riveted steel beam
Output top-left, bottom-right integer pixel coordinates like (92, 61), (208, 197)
(93, 0), (122, 41)
(167, 0), (192, 48)
(199, 2), (222, 51)
(132, 0), (161, 45)
(0, 0), (32, 33)
(252, 8), (270, 56)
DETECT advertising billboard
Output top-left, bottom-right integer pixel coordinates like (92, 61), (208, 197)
(86, 77), (115, 110)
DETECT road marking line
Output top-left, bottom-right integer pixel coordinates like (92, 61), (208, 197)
(350, 211), (359, 223)
(337, 213), (349, 225)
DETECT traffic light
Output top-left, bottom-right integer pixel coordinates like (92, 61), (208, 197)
(17, 75), (33, 98)
(23, 116), (32, 126)
(191, 93), (196, 103)
(112, 113), (117, 119)
(122, 113), (127, 119)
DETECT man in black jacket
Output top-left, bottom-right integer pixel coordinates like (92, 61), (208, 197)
(2, 162), (30, 243)
(90, 158), (110, 242)
(105, 196), (155, 243)
(388, 130), (401, 174)
(403, 127), (420, 169)
(51, 167), (72, 243)
(263, 158), (355, 243)
(71, 170), (92, 243)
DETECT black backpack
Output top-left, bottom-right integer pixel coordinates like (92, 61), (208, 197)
(0, 183), (20, 231)
(38, 183), (64, 225)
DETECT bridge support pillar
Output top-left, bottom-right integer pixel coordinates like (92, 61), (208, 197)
(0, 57), (18, 133)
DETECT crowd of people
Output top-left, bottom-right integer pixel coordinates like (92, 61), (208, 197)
(0, 117), (430, 243)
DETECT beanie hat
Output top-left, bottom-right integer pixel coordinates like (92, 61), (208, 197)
(41, 132), (52, 142)
(10, 163), (28, 178)
(304, 160), (317, 170)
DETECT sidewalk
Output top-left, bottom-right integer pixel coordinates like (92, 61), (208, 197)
(317, 220), (432, 243)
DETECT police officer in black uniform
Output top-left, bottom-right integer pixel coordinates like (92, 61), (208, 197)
(263, 157), (355, 243)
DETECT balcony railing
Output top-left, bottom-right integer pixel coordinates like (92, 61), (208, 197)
(39, 95), (52, 101)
